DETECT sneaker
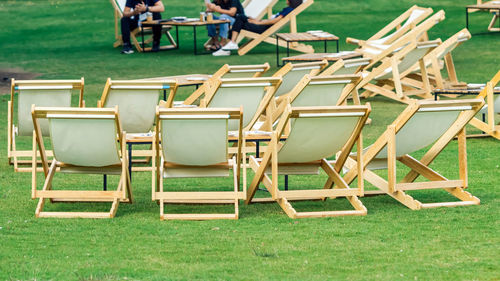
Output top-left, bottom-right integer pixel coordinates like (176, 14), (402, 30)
(222, 41), (239, 50)
(151, 41), (160, 52)
(212, 49), (231, 56)
(121, 44), (134, 54)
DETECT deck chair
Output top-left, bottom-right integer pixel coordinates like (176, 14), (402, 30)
(246, 105), (371, 218)
(110, 0), (176, 52)
(31, 107), (132, 218)
(183, 63), (270, 106)
(357, 40), (440, 104)
(342, 99), (484, 210)
(153, 107), (245, 220)
(242, 0), (279, 20)
(272, 60), (329, 97)
(402, 29), (472, 90)
(236, 0), (315, 55)
(98, 79), (178, 171)
(347, 5), (433, 48)
(469, 71), (500, 139)
(8, 79), (84, 172)
(200, 77), (282, 132)
(319, 57), (371, 76)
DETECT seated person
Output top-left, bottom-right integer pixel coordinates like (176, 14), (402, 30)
(121, 0), (165, 54)
(213, 0), (302, 56)
(205, 0), (245, 51)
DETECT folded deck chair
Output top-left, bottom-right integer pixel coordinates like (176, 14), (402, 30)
(153, 107), (245, 220)
(342, 99), (484, 210)
(110, 0), (176, 52)
(31, 107), (132, 218)
(236, 0), (315, 55)
(402, 29), (472, 90)
(183, 63), (271, 105)
(8, 78), (85, 172)
(200, 77), (282, 132)
(347, 5), (433, 48)
(469, 71), (500, 139)
(98, 79), (178, 171)
(319, 57), (371, 76)
(242, 0), (279, 20)
(246, 105), (371, 218)
(357, 40), (440, 104)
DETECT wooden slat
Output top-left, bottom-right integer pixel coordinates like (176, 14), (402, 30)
(37, 212), (112, 219)
(36, 190), (119, 199)
(161, 213), (237, 220)
(395, 180), (463, 191)
(155, 191), (240, 200)
(279, 189), (359, 199)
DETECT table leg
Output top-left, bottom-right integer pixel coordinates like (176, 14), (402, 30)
(466, 7), (469, 30)
(336, 40), (339, 52)
(193, 26), (198, 55)
(175, 26), (180, 48)
(286, 41), (290, 58)
(284, 175), (288, 191)
(163, 89), (167, 101)
(324, 40), (327, 53)
(276, 36), (280, 67)
(141, 25), (146, 53)
(128, 143), (133, 181)
(103, 174), (107, 191)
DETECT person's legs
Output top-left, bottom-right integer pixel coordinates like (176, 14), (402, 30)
(218, 14), (235, 40)
(120, 16), (138, 53)
(224, 18), (270, 50)
(151, 12), (162, 51)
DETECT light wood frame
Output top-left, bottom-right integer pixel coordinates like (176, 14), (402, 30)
(31, 107), (132, 218)
(246, 105), (371, 218)
(342, 99), (484, 210)
(183, 63), (270, 105)
(153, 107), (246, 220)
(109, 0), (177, 52)
(8, 78), (85, 173)
(236, 0), (315, 56)
(469, 71), (500, 139)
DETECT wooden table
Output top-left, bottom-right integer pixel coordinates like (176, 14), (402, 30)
(275, 32), (340, 66)
(466, 2), (500, 33)
(281, 51), (363, 63)
(141, 19), (229, 55)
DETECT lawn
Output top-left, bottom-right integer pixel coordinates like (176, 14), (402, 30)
(0, 0), (499, 280)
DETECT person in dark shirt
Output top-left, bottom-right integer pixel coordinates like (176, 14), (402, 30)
(121, 0), (165, 54)
(205, 0), (245, 51)
(213, 0), (302, 56)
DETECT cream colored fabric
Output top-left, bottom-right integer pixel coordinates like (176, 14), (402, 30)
(161, 118), (228, 166)
(208, 85), (266, 130)
(18, 89), (72, 136)
(376, 46), (431, 80)
(244, 0), (273, 18)
(291, 83), (346, 107)
(165, 167), (229, 178)
(223, 71), (259, 79)
(375, 110), (461, 158)
(49, 118), (121, 167)
(265, 164), (319, 175)
(104, 89), (160, 133)
(479, 95), (500, 114)
(370, 9), (427, 45)
(275, 68), (315, 97)
(115, 0), (126, 12)
(278, 116), (360, 163)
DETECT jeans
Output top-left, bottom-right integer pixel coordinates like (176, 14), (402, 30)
(121, 12), (162, 46)
(207, 14), (235, 39)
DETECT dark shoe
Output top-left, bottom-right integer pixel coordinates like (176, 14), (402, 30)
(121, 44), (134, 54)
(152, 41), (160, 52)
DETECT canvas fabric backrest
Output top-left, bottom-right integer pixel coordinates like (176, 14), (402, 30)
(274, 67), (318, 97)
(335, 60), (368, 75)
(375, 108), (464, 158)
(104, 88), (160, 133)
(479, 95), (500, 114)
(291, 81), (348, 107)
(208, 84), (267, 130)
(17, 88), (72, 136)
(49, 117), (121, 167)
(435, 31), (469, 61)
(115, 0), (126, 12)
(278, 114), (362, 163)
(161, 117), (228, 166)
(244, 0), (274, 19)
(371, 8), (428, 45)
(376, 45), (432, 80)
(223, 70), (260, 79)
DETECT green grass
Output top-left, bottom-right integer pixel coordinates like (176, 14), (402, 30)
(0, 0), (499, 280)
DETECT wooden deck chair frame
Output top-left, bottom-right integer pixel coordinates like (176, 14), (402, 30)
(346, 5), (433, 47)
(31, 107), (132, 218)
(242, 0), (279, 20)
(110, 0), (177, 52)
(236, 0), (315, 56)
(152, 107), (246, 220)
(342, 99), (484, 210)
(246, 105), (371, 218)
(8, 78), (85, 172)
(402, 29), (472, 91)
(183, 63), (270, 106)
(98, 78), (178, 171)
(201, 77), (282, 132)
(469, 71), (500, 139)
(357, 39), (440, 104)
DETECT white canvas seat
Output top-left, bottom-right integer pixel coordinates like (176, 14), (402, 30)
(242, 0), (279, 20)
(272, 60), (329, 97)
(98, 79), (178, 171)
(319, 57), (371, 76)
(469, 71), (500, 139)
(8, 79), (85, 172)
(343, 99), (484, 210)
(246, 105), (371, 218)
(31, 107), (132, 218)
(153, 107), (246, 220)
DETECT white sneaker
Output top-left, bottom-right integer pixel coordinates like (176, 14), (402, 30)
(222, 41), (239, 50)
(212, 49), (231, 56)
